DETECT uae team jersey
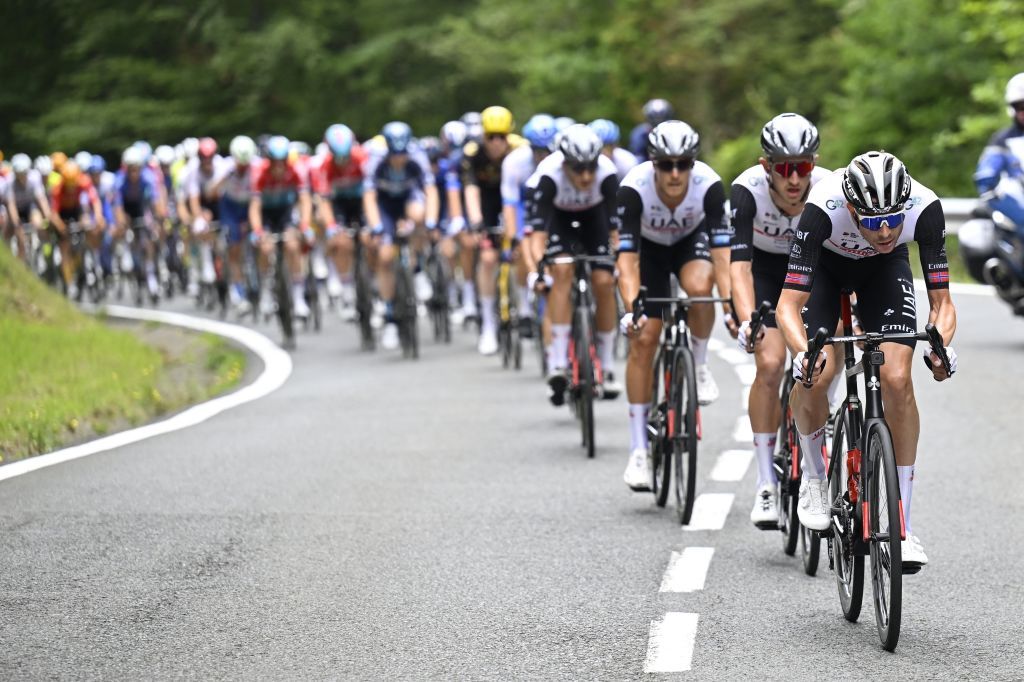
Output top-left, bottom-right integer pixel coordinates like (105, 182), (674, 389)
(616, 160), (726, 252)
(783, 170), (949, 292)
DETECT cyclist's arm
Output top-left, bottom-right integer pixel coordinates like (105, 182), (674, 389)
(915, 200), (957, 345)
(461, 149), (483, 226)
(248, 195), (263, 235)
(974, 132), (1012, 197)
(615, 184), (642, 306)
(777, 204), (830, 355)
(50, 188), (66, 233)
(6, 191), (20, 226)
(317, 194), (337, 229)
(298, 189), (312, 230)
(86, 185), (105, 228)
(531, 176), (556, 235)
(362, 188), (382, 233)
(33, 181), (51, 221)
(728, 183), (757, 321)
(600, 173), (620, 242)
(704, 180), (732, 316)
(424, 183), (439, 227)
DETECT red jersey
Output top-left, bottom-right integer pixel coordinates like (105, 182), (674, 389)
(251, 159), (308, 210)
(51, 175), (99, 214)
(313, 146), (368, 199)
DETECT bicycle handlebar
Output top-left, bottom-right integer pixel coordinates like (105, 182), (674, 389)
(746, 300), (772, 354)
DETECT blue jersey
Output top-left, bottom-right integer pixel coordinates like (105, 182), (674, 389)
(363, 148), (435, 201)
(976, 122), (1024, 227)
(113, 168), (159, 219)
(628, 123), (652, 160)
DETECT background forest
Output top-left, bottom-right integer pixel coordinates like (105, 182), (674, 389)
(3, 0), (1023, 195)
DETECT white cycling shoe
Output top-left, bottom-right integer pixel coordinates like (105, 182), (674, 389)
(901, 535), (928, 571)
(381, 323), (400, 350)
(750, 483), (780, 529)
(797, 477), (830, 531)
(696, 364), (719, 405)
(478, 330), (499, 356)
(623, 448), (653, 492)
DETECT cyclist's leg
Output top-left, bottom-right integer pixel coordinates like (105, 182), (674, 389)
(375, 197), (401, 314)
(578, 205), (617, 382)
(677, 229), (715, 365)
(476, 230), (500, 351)
(545, 211), (576, 374)
(221, 197), (247, 305)
(458, 229), (478, 317)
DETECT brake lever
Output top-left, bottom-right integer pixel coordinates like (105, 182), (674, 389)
(801, 327), (830, 389)
(923, 323), (953, 378)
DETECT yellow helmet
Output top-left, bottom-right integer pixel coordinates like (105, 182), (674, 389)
(481, 106), (514, 135)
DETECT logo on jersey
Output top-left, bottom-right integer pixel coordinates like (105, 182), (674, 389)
(825, 198), (845, 210)
(884, 308), (894, 317)
(785, 272), (810, 287)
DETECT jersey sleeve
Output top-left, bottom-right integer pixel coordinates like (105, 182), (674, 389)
(729, 183), (757, 262)
(703, 180), (729, 248)
(781, 204), (831, 292)
(500, 155), (522, 205)
(361, 154), (381, 192)
(615, 186), (643, 253)
(460, 145), (478, 188)
(530, 175), (557, 232)
(600, 174), (620, 231)
(914, 200), (950, 290)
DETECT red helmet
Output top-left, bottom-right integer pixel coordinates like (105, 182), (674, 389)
(198, 137), (218, 158)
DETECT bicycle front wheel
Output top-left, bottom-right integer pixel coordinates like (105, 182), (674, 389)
(829, 405), (864, 622)
(650, 351), (670, 508)
(868, 426), (902, 651)
(575, 306), (596, 459)
(671, 347), (698, 525)
(777, 386), (801, 554)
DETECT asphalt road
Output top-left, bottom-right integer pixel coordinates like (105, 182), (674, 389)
(1, 287), (1021, 680)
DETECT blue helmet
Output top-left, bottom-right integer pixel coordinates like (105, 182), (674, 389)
(89, 155), (106, 173)
(382, 121), (413, 154)
(324, 124), (355, 158)
(523, 114), (557, 150)
(588, 119), (620, 146)
(267, 135), (290, 161)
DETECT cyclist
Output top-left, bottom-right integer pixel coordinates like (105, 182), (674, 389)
(437, 120), (471, 319)
(312, 123), (369, 319)
(113, 146), (166, 300)
(362, 121), (440, 350)
(458, 105), (525, 355)
(588, 118), (639, 180)
(975, 72), (1024, 244)
(50, 160), (106, 296)
(528, 124), (622, 403)
(628, 99), (674, 160)
(185, 137), (226, 293)
(502, 113), (558, 336)
(5, 153), (51, 262)
(461, 111), (484, 143)
(776, 151), (957, 569)
(249, 135), (314, 320)
(86, 155), (117, 281)
(617, 120), (729, 489)
(218, 135), (258, 314)
(728, 113), (831, 526)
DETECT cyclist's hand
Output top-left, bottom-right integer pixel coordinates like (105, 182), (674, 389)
(397, 219), (415, 238)
(248, 231), (262, 246)
(370, 223), (385, 238)
(619, 311), (648, 338)
(499, 248), (513, 264)
(923, 345), (957, 381)
(723, 312), (739, 339)
(527, 270), (551, 293)
(793, 349), (828, 386)
(325, 223), (340, 240)
(302, 226), (316, 244)
(737, 320), (752, 352)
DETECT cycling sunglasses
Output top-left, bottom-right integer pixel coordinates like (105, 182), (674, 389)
(1012, 101), (1024, 113)
(567, 160), (598, 174)
(857, 211), (906, 231)
(771, 160), (815, 177)
(485, 133), (508, 141)
(654, 158), (695, 173)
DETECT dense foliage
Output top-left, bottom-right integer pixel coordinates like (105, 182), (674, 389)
(3, 0), (1023, 194)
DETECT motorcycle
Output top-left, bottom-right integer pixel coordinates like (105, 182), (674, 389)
(960, 203), (1024, 315)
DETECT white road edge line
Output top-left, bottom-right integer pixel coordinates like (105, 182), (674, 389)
(915, 279), (991, 296)
(684, 493), (735, 531)
(659, 547), (715, 593)
(0, 305), (293, 483)
(644, 612), (699, 673)
(710, 450), (753, 482)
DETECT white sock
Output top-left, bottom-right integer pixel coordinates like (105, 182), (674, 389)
(827, 370), (844, 411)
(518, 285), (532, 316)
(629, 403), (649, 451)
(550, 324), (571, 370)
(797, 423), (827, 480)
(448, 280), (460, 307)
(596, 330), (616, 375)
(480, 296), (497, 333)
(897, 465), (914, 535)
(462, 281), (476, 309)
(292, 282), (305, 303)
(753, 432), (778, 486)
(691, 335), (709, 366)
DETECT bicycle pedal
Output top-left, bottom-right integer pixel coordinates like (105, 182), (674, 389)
(754, 520), (780, 531)
(901, 563), (923, 576)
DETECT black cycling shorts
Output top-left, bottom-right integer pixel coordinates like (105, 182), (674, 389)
(802, 245), (918, 348)
(751, 248), (789, 328)
(544, 204), (614, 273)
(640, 230), (712, 318)
(331, 196), (363, 227)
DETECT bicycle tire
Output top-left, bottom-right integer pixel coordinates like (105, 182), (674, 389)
(513, 330), (522, 370)
(274, 250), (294, 349)
(868, 426), (902, 651)
(651, 350), (671, 508)
(829, 405), (864, 622)
(671, 347), (699, 525)
(777, 388), (801, 555)
(575, 305), (596, 459)
(354, 255), (375, 351)
(801, 522), (821, 576)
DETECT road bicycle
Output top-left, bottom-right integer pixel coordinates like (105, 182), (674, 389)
(497, 236), (522, 370)
(805, 292), (952, 651)
(392, 231), (419, 359)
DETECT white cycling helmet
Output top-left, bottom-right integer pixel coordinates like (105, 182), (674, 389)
(12, 153), (32, 174)
(122, 146), (144, 168)
(182, 137), (200, 160)
(760, 113), (819, 158)
(1006, 73), (1024, 115)
(74, 151), (93, 171)
(230, 135), (257, 165)
(155, 145), (176, 166)
(35, 155), (52, 176)
(841, 151), (912, 216)
(647, 120), (700, 160)
(440, 120), (468, 149)
(557, 124), (603, 165)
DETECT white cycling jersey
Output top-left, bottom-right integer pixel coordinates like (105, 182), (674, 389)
(730, 164), (831, 256)
(7, 171), (47, 212)
(527, 151), (617, 212)
(618, 160), (722, 246)
(609, 147), (640, 181)
(217, 159), (254, 204)
(500, 145), (539, 205)
(184, 156), (227, 203)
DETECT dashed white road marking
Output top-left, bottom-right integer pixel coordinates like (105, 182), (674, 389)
(735, 364), (757, 386)
(733, 416), (753, 443)
(683, 493), (735, 531)
(0, 306), (292, 483)
(660, 547), (715, 593)
(707, 338), (725, 352)
(644, 613), (699, 673)
(710, 450), (753, 482)
(716, 347), (750, 366)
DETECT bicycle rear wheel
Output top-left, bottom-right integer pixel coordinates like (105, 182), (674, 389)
(354, 252), (375, 351)
(274, 259), (295, 350)
(671, 347), (698, 525)
(650, 351), (671, 508)
(574, 306), (595, 459)
(868, 426), (902, 651)
(776, 380), (801, 553)
(829, 405), (864, 622)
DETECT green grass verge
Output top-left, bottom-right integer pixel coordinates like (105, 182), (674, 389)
(908, 235), (972, 284)
(0, 247), (244, 462)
